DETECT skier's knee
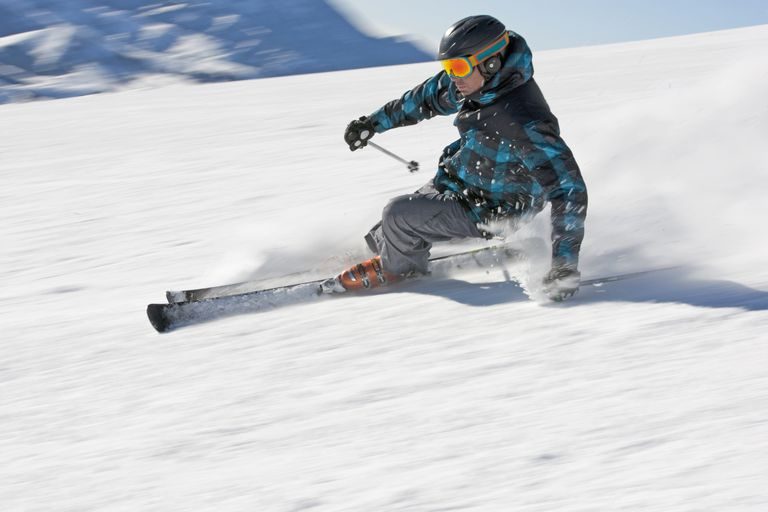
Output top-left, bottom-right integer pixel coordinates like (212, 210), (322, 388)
(382, 194), (418, 223)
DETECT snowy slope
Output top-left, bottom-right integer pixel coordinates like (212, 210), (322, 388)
(2, 25), (768, 511)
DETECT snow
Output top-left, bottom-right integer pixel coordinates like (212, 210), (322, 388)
(2, 25), (768, 511)
(0, 0), (431, 103)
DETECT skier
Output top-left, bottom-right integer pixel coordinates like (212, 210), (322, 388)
(327, 15), (588, 301)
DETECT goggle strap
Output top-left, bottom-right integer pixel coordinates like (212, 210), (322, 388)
(475, 32), (510, 63)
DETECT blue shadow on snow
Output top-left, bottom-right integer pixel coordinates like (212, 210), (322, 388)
(398, 267), (768, 312)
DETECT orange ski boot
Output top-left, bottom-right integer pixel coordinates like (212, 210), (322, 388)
(321, 256), (402, 294)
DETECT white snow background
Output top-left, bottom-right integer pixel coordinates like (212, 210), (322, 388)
(2, 24), (768, 511)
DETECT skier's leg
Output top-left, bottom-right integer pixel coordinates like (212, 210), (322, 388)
(364, 180), (440, 255)
(378, 193), (483, 275)
(326, 185), (483, 293)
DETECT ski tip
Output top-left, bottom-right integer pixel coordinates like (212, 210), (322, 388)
(146, 303), (172, 333)
(165, 290), (188, 303)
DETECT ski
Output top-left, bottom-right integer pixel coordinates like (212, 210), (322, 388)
(165, 243), (527, 304)
(166, 270), (309, 303)
(148, 244), (526, 333)
(147, 278), (327, 333)
(147, 247), (680, 333)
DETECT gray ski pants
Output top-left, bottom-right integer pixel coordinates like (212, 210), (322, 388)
(365, 183), (484, 275)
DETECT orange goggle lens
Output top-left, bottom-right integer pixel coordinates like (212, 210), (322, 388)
(441, 57), (474, 78)
(440, 32), (510, 79)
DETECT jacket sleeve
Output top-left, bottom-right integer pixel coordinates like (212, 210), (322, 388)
(523, 120), (588, 270)
(368, 71), (461, 133)
(549, 175), (588, 270)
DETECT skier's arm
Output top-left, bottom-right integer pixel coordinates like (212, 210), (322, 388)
(523, 120), (588, 270)
(368, 72), (461, 133)
(548, 180), (588, 270)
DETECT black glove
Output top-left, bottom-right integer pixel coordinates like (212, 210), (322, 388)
(344, 116), (375, 151)
(543, 267), (581, 302)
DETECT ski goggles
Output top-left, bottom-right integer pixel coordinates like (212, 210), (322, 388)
(440, 32), (510, 78)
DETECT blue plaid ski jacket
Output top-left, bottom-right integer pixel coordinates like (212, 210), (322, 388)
(368, 31), (588, 269)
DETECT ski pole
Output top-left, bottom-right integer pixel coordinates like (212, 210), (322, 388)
(368, 141), (419, 173)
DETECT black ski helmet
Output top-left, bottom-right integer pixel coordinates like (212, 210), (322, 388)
(437, 15), (507, 61)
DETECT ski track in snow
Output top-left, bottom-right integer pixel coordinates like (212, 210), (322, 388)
(1, 25), (768, 511)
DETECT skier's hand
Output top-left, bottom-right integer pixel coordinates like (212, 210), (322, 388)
(543, 267), (581, 302)
(344, 116), (375, 151)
